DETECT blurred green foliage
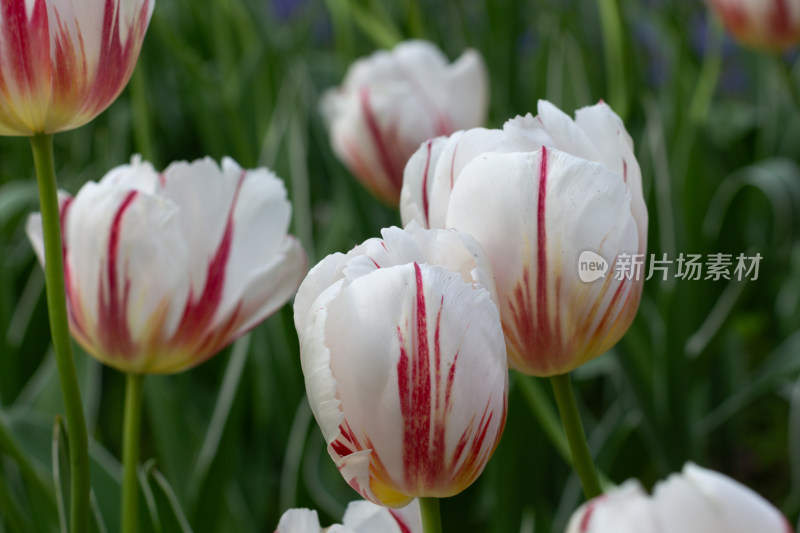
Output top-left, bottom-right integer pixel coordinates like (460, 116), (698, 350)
(1, 0), (800, 531)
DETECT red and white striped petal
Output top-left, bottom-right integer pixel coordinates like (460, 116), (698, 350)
(295, 226), (507, 507)
(446, 148), (640, 376)
(324, 263), (506, 505)
(320, 40), (488, 206)
(26, 156), (306, 374)
(708, 0), (800, 51)
(0, 0), (154, 135)
(568, 464), (794, 533)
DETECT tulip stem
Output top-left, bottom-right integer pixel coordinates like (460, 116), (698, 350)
(29, 133), (91, 533)
(550, 373), (603, 499)
(122, 373), (144, 533)
(597, 0), (629, 119)
(419, 497), (442, 533)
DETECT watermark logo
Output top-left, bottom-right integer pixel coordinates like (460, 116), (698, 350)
(578, 252), (762, 283)
(578, 250), (609, 283)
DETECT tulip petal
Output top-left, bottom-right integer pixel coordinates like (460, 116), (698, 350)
(446, 49), (488, 131)
(274, 508), (323, 533)
(322, 263), (506, 504)
(446, 148), (639, 376)
(565, 481), (657, 533)
(678, 463), (792, 533)
(399, 136), (448, 229)
(342, 499), (422, 533)
(234, 236), (307, 336)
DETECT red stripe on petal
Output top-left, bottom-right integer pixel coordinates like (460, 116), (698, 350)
(421, 138), (433, 227)
(389, 510), (413, 533)
(169, 171), (246, 352)
(536, 147), (549, 350)
(622, 158), (628, 185)
(97, 190), (138, 358)
(579, 496), (606, 532)
(360, 86), (403, 199)
(772, 0), (791, 39)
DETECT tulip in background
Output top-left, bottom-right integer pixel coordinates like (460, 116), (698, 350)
(293, 223), (507, 528)
(0, 0), (155, 135)
(401, 99), (647, 377)
(320, 40), (488, 205)
(567, 463), (795, 533)
(275, 499), (421, 533)
(707, 0), (800, 51)
(27, 156), (306, 373)
(27, 155), (306, 533)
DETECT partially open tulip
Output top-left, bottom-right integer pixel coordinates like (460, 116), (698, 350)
(567, 463), (794, 533)
(320, 40), (488, 205)
(707, 0), (800, 51)
(294, 224), (507, 507)
(275, 499), (422, 533)
(26, 156), (306, 374)
(0, 0), (155, 135)
(401, 100), (647, 377)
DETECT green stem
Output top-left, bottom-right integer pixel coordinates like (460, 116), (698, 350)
(517, 375), (571, 463)
(130, 65), (155, 164)
(419, 497), (442, 533)
(550, 373), (602, 499)
(122, 373), (144, 533)
(597, 0), (628, 118)
(689, 16), (723, 124)
(29, 133), (90, 533)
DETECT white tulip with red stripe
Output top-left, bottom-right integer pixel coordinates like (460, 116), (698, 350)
(0, 0), (155, 135)
(294, 224), (508, 507)
(274, 499), (422, 533)
(707, 0), (800, 51)
(321, 40), (488, 205)
(27, 156), (306, 374)
(567, 463), (795, 533)
(400, 100), (647, 377)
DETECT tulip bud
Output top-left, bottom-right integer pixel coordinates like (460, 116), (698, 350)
(320, 40), (488, 205)
(401, 100), (647, 377)
(26, 156), (306, 374)
(294, 223), (508, 507)
(0, 0), (155, 135)
(707, 0), (800, 51)
(567, 463), (794, 533)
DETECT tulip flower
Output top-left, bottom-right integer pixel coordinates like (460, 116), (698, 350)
(275, 499), (422, 533)
(0, 0), (155, 135)
(401, 100), (647, 378)
(27, 155), (306, 374)
(320, 39), (488, 205)
(294, 223), (508, 509)
(707, 0), (800, 51)
(566, 463), (795, 533)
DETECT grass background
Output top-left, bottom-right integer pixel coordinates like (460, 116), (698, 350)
(2, 0), (800, 531)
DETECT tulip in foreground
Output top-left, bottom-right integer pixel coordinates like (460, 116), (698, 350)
(707, 0), (800, 51)
(321, 40), (488, 205)
(0, 0), (155, 135)
(294, 224), (508, 508)
(567, 463), (794, 533)
(275, 499), (422, 533)
(27, 156), (307, 374)
(401, 100), (647, 377)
